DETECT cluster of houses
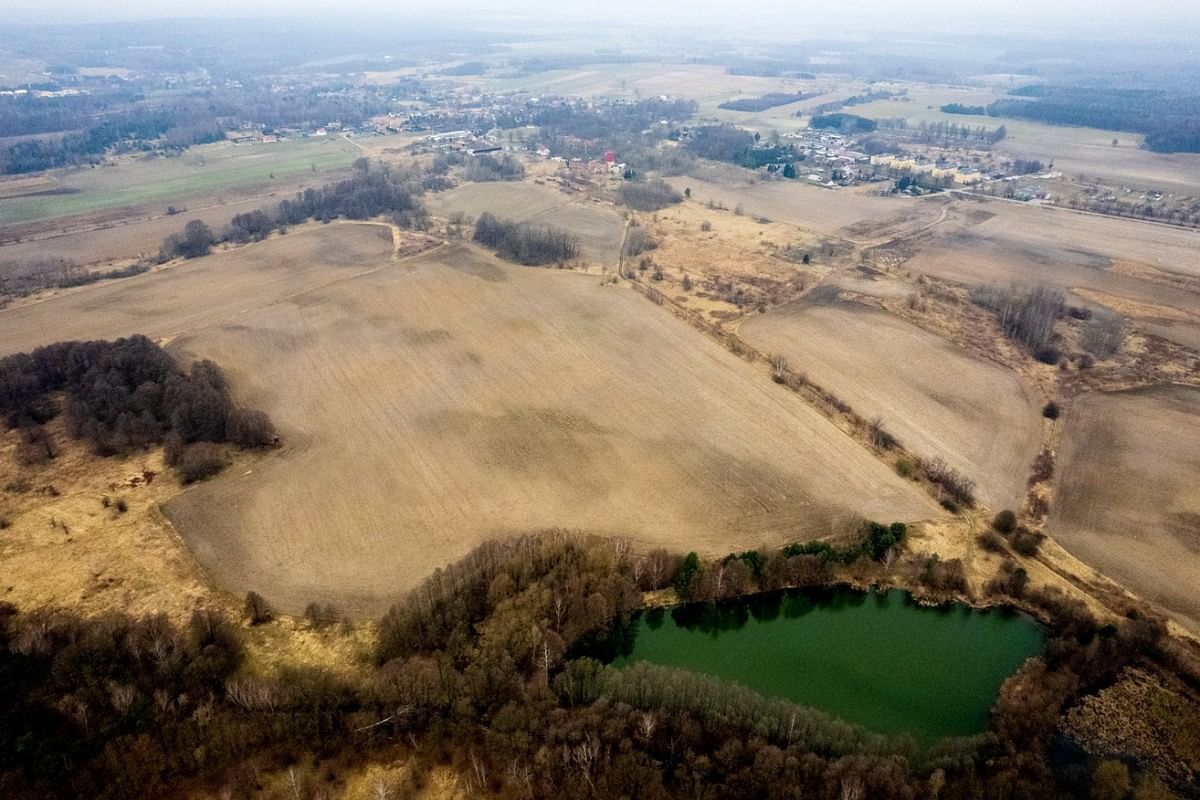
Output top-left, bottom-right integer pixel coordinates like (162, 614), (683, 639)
(869, 155), (983, 185)
(225, 119), (390, 146)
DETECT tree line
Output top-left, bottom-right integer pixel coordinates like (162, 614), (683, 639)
(718, 91), (819, 113)
(159, 159), (430, 261)
(0, 336), (275, 481)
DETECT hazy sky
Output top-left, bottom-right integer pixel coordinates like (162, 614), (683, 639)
(7, 0), (1198, 26)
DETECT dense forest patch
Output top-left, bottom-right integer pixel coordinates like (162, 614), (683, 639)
(0, 335), (275, 480)
(987, 86), (1200, 153)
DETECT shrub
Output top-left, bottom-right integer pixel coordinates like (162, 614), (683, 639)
(1067, 305), (1093, 320)
(244, 591), (273, 625)
(920, 456), (976, 507)
(978, 530), (1007, 553)
(986, 561), (1029, 598)
(226, 406), (277, 448)
(1091, 759), (1131, 800)
(868, 417), (897, 450)
(917, 555), (968, 594)
(15, 425), (56, 465)
(1034, 346), (1061, 365)
(159, 219), (215, 261)
(0, 516), (9, 529)
(681, 274), (693, 291)
(1011, 527), (1045, 557)
(1042, 401), (1060, 419)
(895, 457), (915, 478)
(992, 509), (1018, 534)
(700, 220), (712, 232)
(623, 227), (657, 257)
(1029, 448), (1055, 484)
(769, 354), (788, 383)
(971, 282), (1064, 354)
(176, 443), (225, 483)
(114, 498), (128, 514)
(1082, 311), (1125, 357)
(304, 602), (341, 630)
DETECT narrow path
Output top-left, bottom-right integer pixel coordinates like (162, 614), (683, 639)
(329, 218), (405, 260)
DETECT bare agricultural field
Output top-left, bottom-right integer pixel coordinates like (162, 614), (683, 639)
(8, 235), (931, 614)
(740, 300), (1043, 508)
(0, 223), (396, 354)
(161, 242), (934, 612)
(1049, 386), (1200, 634)
(0, 226), (935, 613)
(428, 181), (625, 265)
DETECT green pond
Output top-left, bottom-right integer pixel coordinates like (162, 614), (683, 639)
(596, 587), (1043, 745)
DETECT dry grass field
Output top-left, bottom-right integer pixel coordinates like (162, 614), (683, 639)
(1049, 386), (1200, 634)
(677, 174), (1200, 352)
(666, 172), (948, 239)
(427, 181), (625, 265)
(907, 199), (1200, 350)
(739, 300), (1043, 508)
(0, 226), (935, 614)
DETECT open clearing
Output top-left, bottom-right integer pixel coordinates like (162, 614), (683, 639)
(740, 300), (1043, 508)
(0, 226), (935, 613)
(1049, 386), (1200, 634)
(427, 181), (625, 265)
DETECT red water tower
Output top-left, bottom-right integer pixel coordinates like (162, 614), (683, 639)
(604, 149), (616, 164)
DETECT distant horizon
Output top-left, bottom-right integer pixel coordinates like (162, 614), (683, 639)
(4, 1), (1199, 37)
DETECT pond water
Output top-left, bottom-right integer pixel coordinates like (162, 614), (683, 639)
(595, 587), (1043, 745)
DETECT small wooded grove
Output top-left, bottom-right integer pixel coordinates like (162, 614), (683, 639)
(1, 530), (1196, 799)
(472, 212), (579, 265)
(0, 336), (275, 481)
